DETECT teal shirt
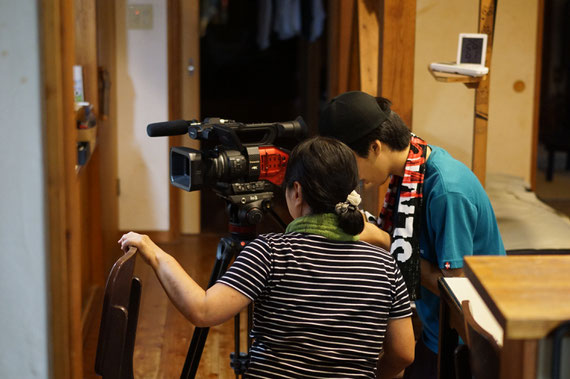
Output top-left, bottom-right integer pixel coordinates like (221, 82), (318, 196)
(416, 146), (505, 353)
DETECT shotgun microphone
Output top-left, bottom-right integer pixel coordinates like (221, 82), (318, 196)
(147, 119), (193, 137)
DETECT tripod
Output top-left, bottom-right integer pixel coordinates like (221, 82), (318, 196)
(180, 193), (286, 379)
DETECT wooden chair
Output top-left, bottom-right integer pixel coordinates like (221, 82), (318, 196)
(551, 320), (570, 379)
(455, 300), (500, 379)
(95, 247), (141, 379)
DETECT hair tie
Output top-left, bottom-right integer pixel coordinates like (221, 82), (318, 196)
(335, 190), (361, 215)
(346, 190), (361, 206)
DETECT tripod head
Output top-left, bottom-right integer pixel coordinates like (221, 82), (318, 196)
(222, 185), (286, 243)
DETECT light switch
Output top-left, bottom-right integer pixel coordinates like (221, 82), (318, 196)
(127, 4), (153, 30)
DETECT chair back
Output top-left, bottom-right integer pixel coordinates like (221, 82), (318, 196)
(551, 320), (570, 379)
(95, 247), (141, 379)
(461, 300), (501, 379)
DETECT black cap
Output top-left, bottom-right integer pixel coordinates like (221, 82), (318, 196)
(319, 91), (388, 144)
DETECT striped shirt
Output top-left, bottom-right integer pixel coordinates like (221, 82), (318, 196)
(218, 232), (412, 378)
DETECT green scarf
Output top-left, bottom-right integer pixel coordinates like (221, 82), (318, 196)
(285, 213), (359, 242)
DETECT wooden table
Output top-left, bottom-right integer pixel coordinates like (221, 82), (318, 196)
(464, 255), (570, 378)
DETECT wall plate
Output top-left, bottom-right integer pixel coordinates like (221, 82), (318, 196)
(127, 4), (153, 30)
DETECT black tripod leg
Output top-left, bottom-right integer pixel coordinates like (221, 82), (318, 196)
(234, 313), (241, 379)
(180, 238), (236, 379)
(230, 301), (253, 377)
(247, 303), (253, 349)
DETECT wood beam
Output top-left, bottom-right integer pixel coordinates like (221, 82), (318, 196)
(358, 0), (381, 96)
(357, 0), (382, 214)
(377, 0), (416, 211)
(167, 0), (182, 240)
(530, 0), (545, 191)
(96, 0), (120, 273)
(378, 0), (416, 127)
(41, 0), (82, 376)
(328, 0), (358, 96)
(179, 0), (201, 235)
(472, 0), (497, 187)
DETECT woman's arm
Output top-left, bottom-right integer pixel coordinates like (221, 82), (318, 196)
(376, 317), (415, 379)
(119, 232), (251, 327)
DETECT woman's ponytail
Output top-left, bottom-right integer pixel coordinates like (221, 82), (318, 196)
(334, 190), (364, 235)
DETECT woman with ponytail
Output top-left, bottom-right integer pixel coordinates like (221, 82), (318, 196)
(119, 136), (414, 378)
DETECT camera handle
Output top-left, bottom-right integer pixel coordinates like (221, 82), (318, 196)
(180, 201), (286, 379)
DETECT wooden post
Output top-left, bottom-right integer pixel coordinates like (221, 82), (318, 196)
(180, 0), (202, 236)
(41, 0), (83, 376)
(378, 0), (416, 210)
(167, 0), (182, 240)
(96, 0), (120, 274)
(358, 0), (381, 96)
(328, 0), (358, 96)
(357, 0), (416, 214)
(530, 0), (545, 191)
(472, 0), (497, 187)
(357, 0), (382, 214)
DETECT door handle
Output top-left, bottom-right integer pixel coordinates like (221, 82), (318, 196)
(187, 59), (196, 75)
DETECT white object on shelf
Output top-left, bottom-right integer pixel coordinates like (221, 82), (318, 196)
(73, 65), (84, 102)
(430, 33), (489, 77)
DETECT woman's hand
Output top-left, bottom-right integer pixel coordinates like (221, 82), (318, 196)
(118, 232), (162, 268)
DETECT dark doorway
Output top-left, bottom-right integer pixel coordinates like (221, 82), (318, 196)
(536, 0), (570, 218)
(198, 1), (326, 233)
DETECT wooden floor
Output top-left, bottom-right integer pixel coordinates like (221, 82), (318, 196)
(84, 234), (250, 378)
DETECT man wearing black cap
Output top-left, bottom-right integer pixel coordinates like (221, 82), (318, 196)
(319, 91), (506, 379)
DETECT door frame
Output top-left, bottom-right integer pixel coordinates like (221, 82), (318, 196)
(42, 0), (81, 377)
(167, 0), (201, 237)
(530, 0), (545, 191)
(43, 0), (119, 376)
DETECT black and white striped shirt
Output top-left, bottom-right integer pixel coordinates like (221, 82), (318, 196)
(218, 232), (412, 378)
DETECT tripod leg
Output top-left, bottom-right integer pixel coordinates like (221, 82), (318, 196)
(180, 238), (237, 379)
(230, 304), (252, 377)
(234, 313), (241, 379)
(247, 303), (253, 349)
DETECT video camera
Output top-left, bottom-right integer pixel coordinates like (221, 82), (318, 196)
(147, 116), (306, 376)
(147, 116), (307, 223)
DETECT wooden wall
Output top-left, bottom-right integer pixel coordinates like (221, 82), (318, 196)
(413, 0), (541, 186)
(327, 0), (416, 214)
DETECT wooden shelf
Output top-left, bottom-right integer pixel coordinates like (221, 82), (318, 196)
(76, 125), (98, 172)
(428, 65), (487, 88)
(75, 103), (98, 171)
(77, 125), (97, 149)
